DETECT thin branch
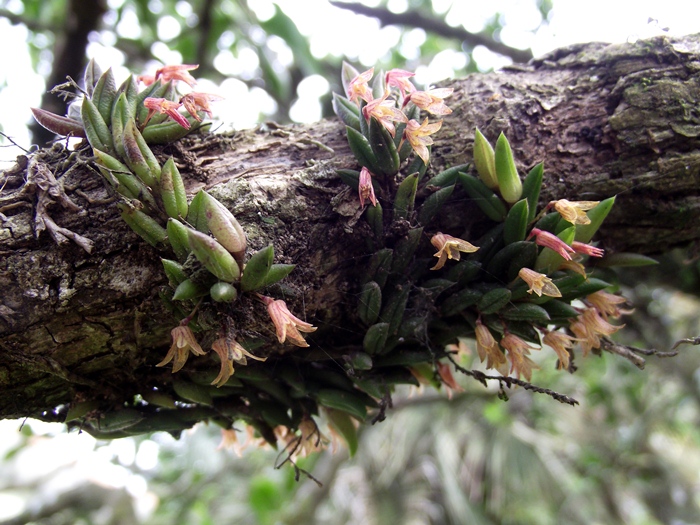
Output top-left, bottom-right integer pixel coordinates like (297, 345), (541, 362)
(448, 356), (579, 406)
(329, 1), (533, 64)
(599, 336), (690, 370)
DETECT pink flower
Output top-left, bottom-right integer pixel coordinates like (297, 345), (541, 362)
(180, 92), (223, 121)
(572, 241), (604, 258)
(403, 117), (442, 165)
(261, 296), (317, 347)
(528, 228), (575, 260)
(407, 88), (453, 116)
(347, 67), (374, 104)
(362, 90), (408, 138)
(358, 166), (377, 208)
(385, 69), (416, 97)
(143, 97), (190, 129)
(155, 64), (198, 87)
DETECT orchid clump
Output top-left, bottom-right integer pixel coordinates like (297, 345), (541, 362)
(34, 60), (330, 451)
(334, 61), (649, 403)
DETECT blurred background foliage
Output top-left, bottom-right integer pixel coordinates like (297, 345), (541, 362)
(2, 0), (700, 524)
(1, 0), (544, 146)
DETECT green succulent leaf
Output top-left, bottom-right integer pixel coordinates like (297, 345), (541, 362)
(241, 245), (275, 292)
(494, 132), (522, 204)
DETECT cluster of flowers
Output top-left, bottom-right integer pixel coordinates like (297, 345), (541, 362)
(138, 64), (222, 129)
(119, 63), (319, 386)
(345, 67), (453, 208)
(159, 295), (316, 387)
(342, 65), (630, 384)
(427, 199), (628, 382)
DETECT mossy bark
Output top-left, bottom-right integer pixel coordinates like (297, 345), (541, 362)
(2, 34), (700, 423)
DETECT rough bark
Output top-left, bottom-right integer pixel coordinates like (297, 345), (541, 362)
(2, 34), (700, 424)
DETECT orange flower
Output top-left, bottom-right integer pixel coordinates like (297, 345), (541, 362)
(137, 74), (156, 86)
(210, 337), (267, 387)
(551, 199), (599, 225)
(586, 290), (630, 320)
(430, 232), (479, 270)
(143, 97), (190, 129)
(569, 318), (595, 355)
(437, 361), (464, 398)
(582, 307), (623, 338)
(261, 296), (317, 347)
(569, 307), (623, 355)
(157, 325), (206, 372)
(347, 67), (374, 104)
(155, 64), (198, 87)
(404, 117), (442, 165)
(408, 88), (453, 116)
(362, 90), (408, 138)
(180, 92), (223, 121)
(542, 330), (577, 369)
(501, 332), (539, 381)
(475, 320), (507, 371)
(518, 268), (562, 297)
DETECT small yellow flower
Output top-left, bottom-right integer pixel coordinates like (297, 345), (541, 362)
(211, 337), (267, 387)
(518, 268), (562, 297)
(261, 296), (317, 347)
(551, 199), (599, 225)
(404, 117), (442, 165)
(430, 232), (479, 270)
(157, 325), (206, 372)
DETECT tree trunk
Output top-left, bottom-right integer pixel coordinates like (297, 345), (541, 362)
(2, 34), (700, 429)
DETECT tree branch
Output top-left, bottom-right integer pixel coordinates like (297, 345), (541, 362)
(1, 34), (700, 432)
(329, 1), (533, 63)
